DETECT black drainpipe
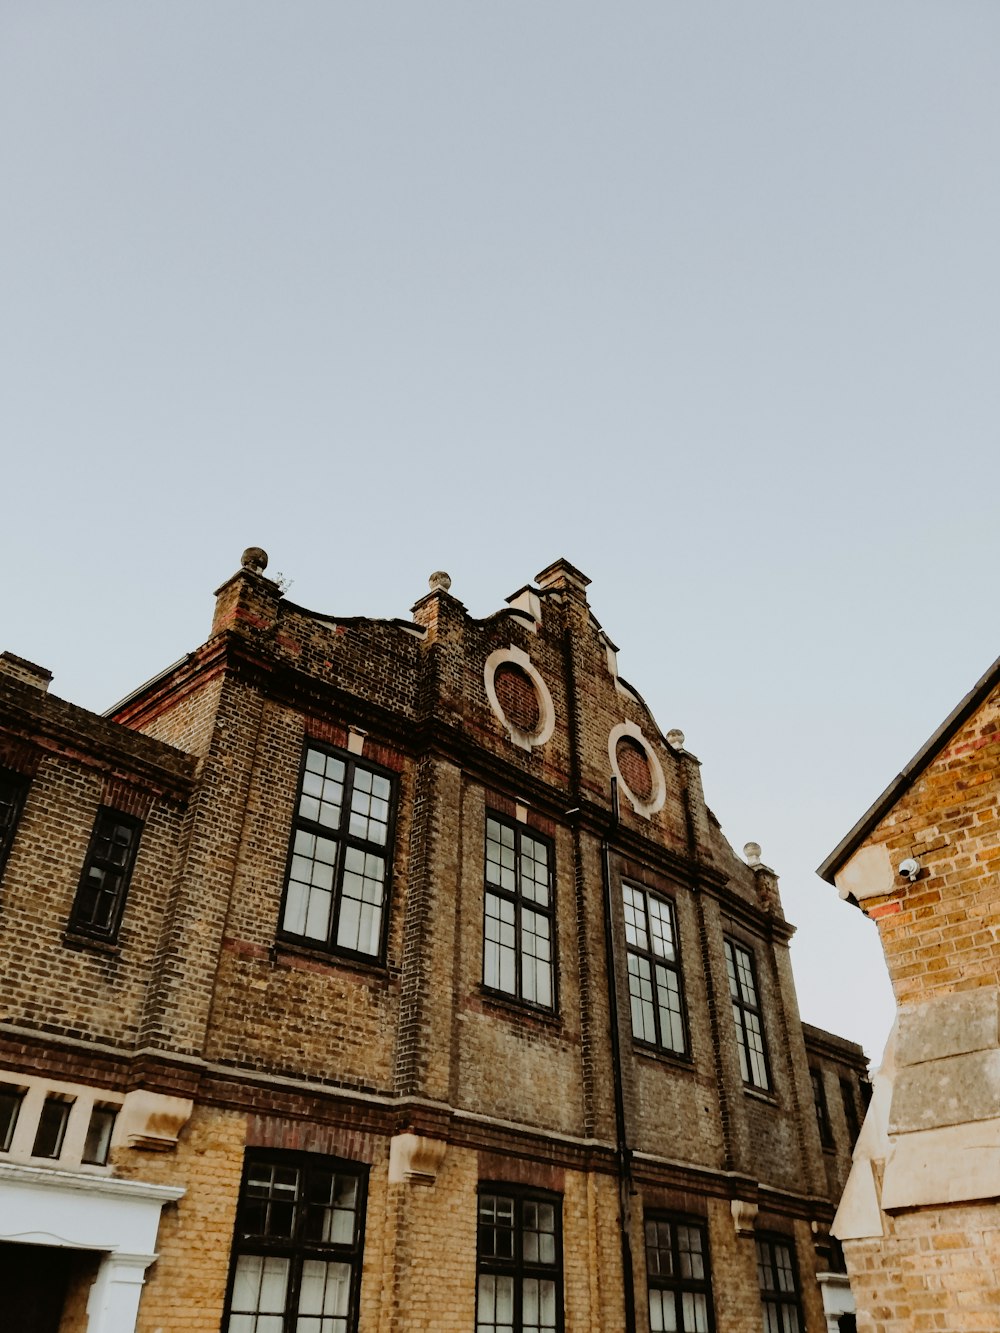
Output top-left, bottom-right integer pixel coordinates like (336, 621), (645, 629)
(601, 776), (637, 1333)
(561, 626), (636, 1332)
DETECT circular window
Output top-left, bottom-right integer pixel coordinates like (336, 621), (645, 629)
(484, 646), (556, 752)
(608, 721), (666, 818)
(494, 663), (541, 734)
(615, 736), (653, 802)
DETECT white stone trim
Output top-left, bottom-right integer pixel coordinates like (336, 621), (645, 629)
(0, 1161), (184, 1202)
(347, 726), (367, 755)
(818, 1270), (855, 1332)
(387, 1132), (447, 1186)
(484, 646), (555, 752)
(0, 1161), (183, 1333)
(608, 721), (666, 819)
(0, 1072), (191, 1165)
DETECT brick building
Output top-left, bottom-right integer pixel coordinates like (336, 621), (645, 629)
(0, 552), (866, 1333)
(819, 653), (1000, 1329)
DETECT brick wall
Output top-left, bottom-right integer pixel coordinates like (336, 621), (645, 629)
(0, 557), (864, 1331)
(858, 690), (1000, 1006)
(827, 671), (1000, 1328)
(845, 1204), (1000, 1333)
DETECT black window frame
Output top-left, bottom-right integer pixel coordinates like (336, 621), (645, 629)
(82, 1103), (119, 1166)
(68, 807), (143, 943)
(810, 1067), (834, 1149)
(476, 1182), (564, 1333)
(840, 1076), (861, 1147)
(859, 1075), (873, 1111)
(277, 743), (398, 965)
(222, 1148), (368, 1333)
(0, 766), (30, 880)
(644, 1212), (714, 1332)
(482, 813), (557, 1013)
(724, 938), (771, 1091)
(622, 882), (689, 1057)
(32, 1095), (73, 1160)
(0, 1085), (24, 1152)
(756, 1233), (804, 1333)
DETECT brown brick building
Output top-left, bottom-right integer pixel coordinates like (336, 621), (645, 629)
(0, 552), (866, 1333)
(819, 652), (1000, 1331)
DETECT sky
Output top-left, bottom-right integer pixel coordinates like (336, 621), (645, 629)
(3, 3), (999, 1064)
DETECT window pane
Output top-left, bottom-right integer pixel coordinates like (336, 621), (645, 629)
(284, 831), (337, 940)
(244, 1164), (299, 1238)
(284, 749), (395, 960)
(305, 1169), (358, 1245)
(231, 1255), (263, 1312)
(229, 1255), (290, 1324)
(336, 847), (385, 955)
(521, 909), (552, 1007)
(348, 766), (390, 845)
(648, 1217), (711, 1333)
(484, 893), (517, 994)
(745, 1012), (769, 1089)
(479, 1194), (516, 1259)
(479, 1192), (560, 1333)
(646, 896), (676, 961)
(756, 1238), (801, 1333)
(483, 818), (555, 1010)
(655, 965), (684, 1053)
(32, 1098), (70, 1158)
(477, 1274), (515, 1333)
(82, 1104), (117, 1165)
(520, 836), (550, 907)
(301, 750), (345, 831)
(622, 884), (648, 950)
(774, 1243), (796, 1292)
(649, 1288), (677, 1332)
(676, 1225), (704, 1280)
(733, 1003), (750, 1082)
(645, 1218), (673, 1278)
(485, 820), (517, 892)
(71, 810), (141, 938)
(0, 1088), (23, 1152)
(228, 1159), (363, 1333)
(628, 954), (657, 1043)
(297, 1259), (351, 1320)
(0, 770), (27, 864)
(683, 1291), (709, 1332)
(735, 945), (758, 1005)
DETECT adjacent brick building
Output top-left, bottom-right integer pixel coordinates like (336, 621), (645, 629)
(0, 552), (866, 1333)
(819, 652), (1000, 1330)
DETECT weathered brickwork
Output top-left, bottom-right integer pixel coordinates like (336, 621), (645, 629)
(821, 655), (1000, 1329)
(844, 1205), (1000, 1333)
(0, 556), (865, 1331)
(860, 692), (1000, 1006)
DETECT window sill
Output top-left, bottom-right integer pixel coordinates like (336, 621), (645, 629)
(272, 937), (391, 982)
(632, 1043), (695, 1073)
(477, 988), (562, 1032)
(743, 1085), (779, 1107)
(62, 931), (121, 958)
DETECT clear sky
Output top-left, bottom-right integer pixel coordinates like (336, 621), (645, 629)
(4, 3), (999, 1063)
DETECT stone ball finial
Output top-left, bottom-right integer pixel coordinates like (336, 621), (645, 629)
(744, 842), (762, 867)
(241, 546), (269, 575)
(428, 570), (452, 593)
(666, 728), (686, 750)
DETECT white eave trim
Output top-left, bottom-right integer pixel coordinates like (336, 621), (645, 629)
(0, 1160), (185, 1203)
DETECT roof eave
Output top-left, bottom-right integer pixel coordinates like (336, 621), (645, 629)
(817, 651), (1000, 885)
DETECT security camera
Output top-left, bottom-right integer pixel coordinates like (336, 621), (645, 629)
(898, 857), (921, 883)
